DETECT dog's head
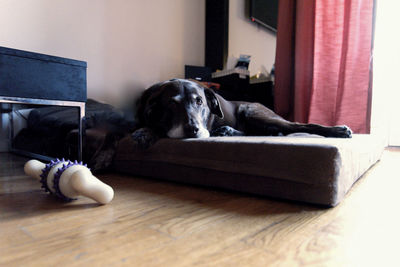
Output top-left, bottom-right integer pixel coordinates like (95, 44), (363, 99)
(137, 79), (223, 138)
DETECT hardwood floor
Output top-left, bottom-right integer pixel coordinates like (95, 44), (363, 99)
(1, 148), (400, 266)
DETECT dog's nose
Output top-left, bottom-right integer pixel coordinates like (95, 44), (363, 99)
(184, 125), (199, 137)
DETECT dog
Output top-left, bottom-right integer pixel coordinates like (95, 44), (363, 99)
(132, 79), (352, 148)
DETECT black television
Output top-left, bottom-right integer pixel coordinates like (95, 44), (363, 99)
(249, 0), (279, 33)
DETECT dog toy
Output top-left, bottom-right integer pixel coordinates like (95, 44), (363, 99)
(24, 159), (114, 204)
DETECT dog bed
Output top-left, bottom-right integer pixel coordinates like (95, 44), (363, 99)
(113, 134), (385, 206)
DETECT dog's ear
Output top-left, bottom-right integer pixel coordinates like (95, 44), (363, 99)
(137, 82), (164, 125)
(143, 91), (165, 125)
(144, 104), (162, 126)
(204, 88), (224, 119)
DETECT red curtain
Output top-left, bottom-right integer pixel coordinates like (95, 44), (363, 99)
(274, 0), (374, 133)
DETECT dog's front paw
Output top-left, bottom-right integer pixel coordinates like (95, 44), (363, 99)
(211, 126), (244, 137)
(331, 125), (353, 138)
(131, 127), (159, 149)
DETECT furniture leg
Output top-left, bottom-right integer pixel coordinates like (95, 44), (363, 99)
(78, 103), (85, 161)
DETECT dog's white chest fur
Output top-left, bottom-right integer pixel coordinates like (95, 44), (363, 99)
(167, 123), (210, 138)
(167, 124), (185, 138)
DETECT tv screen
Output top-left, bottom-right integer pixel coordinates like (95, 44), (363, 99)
(249, 0), (279, 32)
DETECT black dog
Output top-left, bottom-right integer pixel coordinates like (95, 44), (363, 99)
(132, 79), (352, 148)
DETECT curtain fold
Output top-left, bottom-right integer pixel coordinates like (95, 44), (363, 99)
(274, 0), (374, 133)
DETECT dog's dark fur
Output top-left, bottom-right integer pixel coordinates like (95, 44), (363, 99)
(132, 79), (352, 148)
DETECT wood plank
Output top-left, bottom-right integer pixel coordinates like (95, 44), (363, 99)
(1, 149), (400, 266)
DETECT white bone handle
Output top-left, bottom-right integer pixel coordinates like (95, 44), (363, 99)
(68, 169), (114, 204)
(24, 160), (46, 180)
(24, 159), (114, 204)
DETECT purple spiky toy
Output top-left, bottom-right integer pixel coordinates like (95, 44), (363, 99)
(24, 158), (114, 204)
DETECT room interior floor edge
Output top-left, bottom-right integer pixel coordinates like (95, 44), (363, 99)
(1, 147), (400, 266)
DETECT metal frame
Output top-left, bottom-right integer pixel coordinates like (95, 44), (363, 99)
(0, 96), (85, 162)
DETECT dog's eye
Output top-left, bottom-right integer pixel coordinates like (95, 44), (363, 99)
(195, 97), (203, 106)
(168, 99), (178, 106)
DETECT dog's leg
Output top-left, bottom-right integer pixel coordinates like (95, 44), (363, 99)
(131, 127), (160, 149)
(283, 122), (352, 138)
(238, 103), (352, 138)
(211, 126), (244, 137)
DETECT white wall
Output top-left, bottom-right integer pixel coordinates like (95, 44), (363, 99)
(103, 0), (205, 104)
(371, 0), (400, 146)
(228, 0), (276, 75)
(0, 0), (108, 151)
(0, 0), (205, 151)
(0, 0), (205, 105)
(0, 0), (108, 100)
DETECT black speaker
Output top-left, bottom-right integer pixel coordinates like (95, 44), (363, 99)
(205, 0), (229, 71)
(185, 65), (212, 82)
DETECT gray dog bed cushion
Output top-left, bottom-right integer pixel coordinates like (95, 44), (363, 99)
(113, 134), (385, 206)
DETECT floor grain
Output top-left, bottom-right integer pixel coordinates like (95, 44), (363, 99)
(1, 149), (400, 266)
